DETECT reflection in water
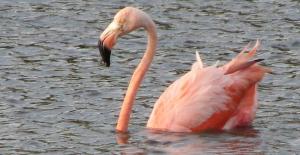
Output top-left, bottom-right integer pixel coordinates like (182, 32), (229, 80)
(116, 128), (262, 154)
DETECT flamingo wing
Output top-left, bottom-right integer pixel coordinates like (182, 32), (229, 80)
(147, 65), (231, 132)
(147, 41), (269, 132)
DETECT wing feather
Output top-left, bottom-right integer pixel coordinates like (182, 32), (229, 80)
(147, 65), (232, 131)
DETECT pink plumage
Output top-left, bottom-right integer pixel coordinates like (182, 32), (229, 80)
(147, 41), (269, 132)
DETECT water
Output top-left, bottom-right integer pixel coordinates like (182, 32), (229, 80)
(0, 0), (299, 154)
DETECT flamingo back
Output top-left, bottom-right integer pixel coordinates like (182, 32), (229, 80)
(147, 41), (269, 132)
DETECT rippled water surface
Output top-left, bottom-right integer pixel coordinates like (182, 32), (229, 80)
(0, 0), (299, 154)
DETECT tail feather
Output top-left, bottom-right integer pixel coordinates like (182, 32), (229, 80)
(247, 39), (260, 57)
(238, 42), (251, 56)
(225, 59), (264, 75)
(237, 40), (260, 58)
(195, 51), (204, 69)
(222, 40), (269, 74)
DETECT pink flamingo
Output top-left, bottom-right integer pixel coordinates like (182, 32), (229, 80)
(98, 7), (270, 133)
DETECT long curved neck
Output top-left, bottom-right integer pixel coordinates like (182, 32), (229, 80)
(116, 20), (157, 132)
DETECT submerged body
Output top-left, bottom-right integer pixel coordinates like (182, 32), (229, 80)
(98, 7), (269, 133)
(147, 43), (268, 132)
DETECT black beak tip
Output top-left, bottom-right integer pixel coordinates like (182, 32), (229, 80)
(98, 40), (111, 67)
(104, 61), (110, 67)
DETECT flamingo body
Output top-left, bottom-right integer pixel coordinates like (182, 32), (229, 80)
(147, 45), (267, 132)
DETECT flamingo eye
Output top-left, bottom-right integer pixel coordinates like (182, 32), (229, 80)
(118, 23), (128, 34)
(120, 24), (126, 32)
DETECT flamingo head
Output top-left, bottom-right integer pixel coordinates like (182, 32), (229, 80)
(98, 7), (151, 67)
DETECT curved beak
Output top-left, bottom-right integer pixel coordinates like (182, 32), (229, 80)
(98, 22), (121, 67)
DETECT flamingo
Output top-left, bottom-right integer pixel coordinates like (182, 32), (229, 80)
(98, 7), (270, 133)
